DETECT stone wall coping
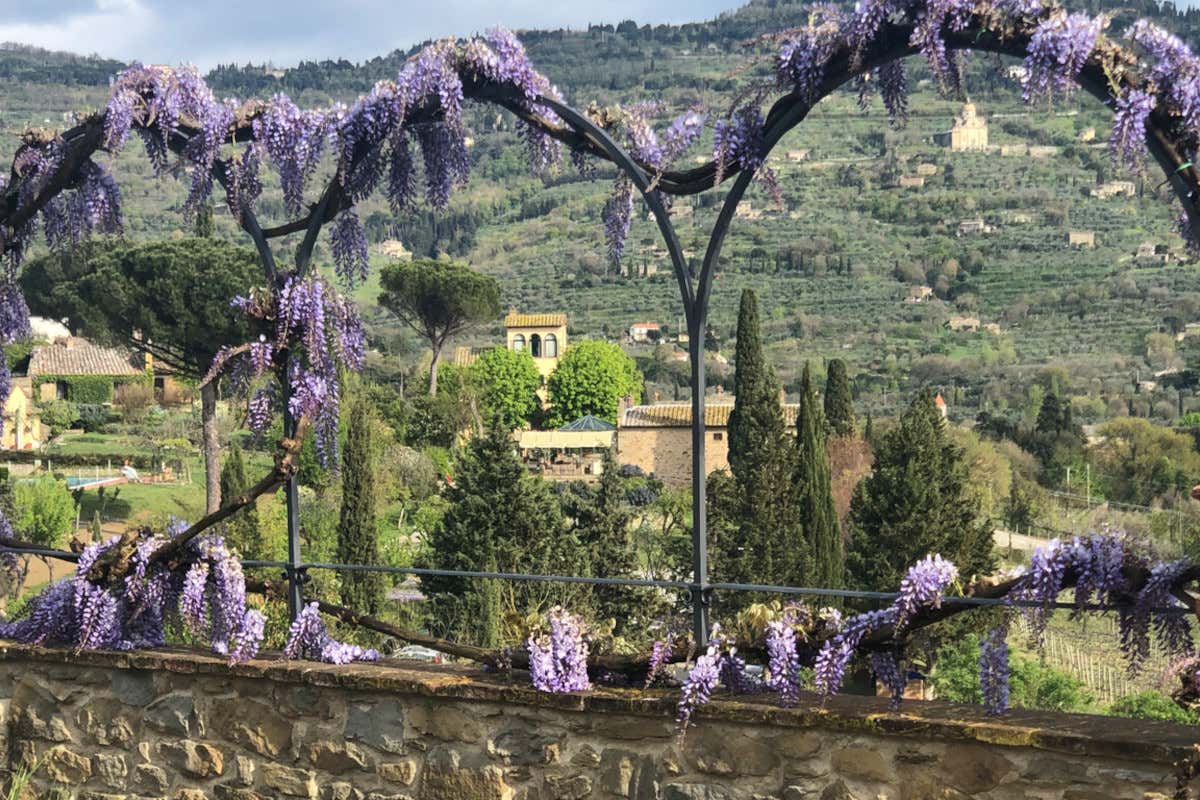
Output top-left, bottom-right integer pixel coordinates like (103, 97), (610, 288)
(1, 642), (1194, 765)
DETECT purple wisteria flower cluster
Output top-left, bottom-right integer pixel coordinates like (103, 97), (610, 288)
(766, 608), (803, 707)
(814, 553), (957, 700)
(599, 104), (705, 266)
(214, 275), (366, 465)
(283, 602), (380, 664)
(674, 624), (762, 734)
(527, 607), (591, 693)
(0, 526), (264, 664)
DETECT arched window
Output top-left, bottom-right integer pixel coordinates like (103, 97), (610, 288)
(530, 334), (542, 358)
(544, 333), (558, 358)
(512, 334), (525, 352)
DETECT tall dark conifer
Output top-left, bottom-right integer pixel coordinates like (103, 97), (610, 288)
(713, 289), (807, 596)
(422, 422), (579, 644)
(846, 391), (994, 591)
(824, 359), (856, 437)
(336, 393), (384, 614)
(727, 289), (786, 480)
(796, 363), (843, 588)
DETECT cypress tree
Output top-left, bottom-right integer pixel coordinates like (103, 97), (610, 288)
(713, 288), (807, 596)
(423, 422), (578, 644)
(824, 359), (856, 437)
(796, 363), (843, 588)
(573, 450), (637, 626)
(336, 394), (384, 614)
(727, 289), (786, 480)
(846, 390), (994, 591)
(219, 442), (263, 559)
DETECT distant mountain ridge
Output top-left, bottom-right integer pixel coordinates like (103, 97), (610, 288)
(8, 0), (1200, 98)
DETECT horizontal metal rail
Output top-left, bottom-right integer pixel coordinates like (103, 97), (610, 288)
(0, 546), (1188, 616)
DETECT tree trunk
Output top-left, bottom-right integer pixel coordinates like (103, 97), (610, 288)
(201, 382), (221, 514)
(429, 344), (442, 397)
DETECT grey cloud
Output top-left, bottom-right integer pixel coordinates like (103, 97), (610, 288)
(0, 0), (741, 69)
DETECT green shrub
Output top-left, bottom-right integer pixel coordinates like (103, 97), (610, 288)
(36, 400), (78, 436)
(76, 404), (113, 433)
(1107, 691), (1199, 724)
(931, 635), (1093, 713)
(13, 476), (76, 549)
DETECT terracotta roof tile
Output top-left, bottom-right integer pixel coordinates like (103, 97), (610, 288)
(505, 313), (567, 328)
(620, 402), (800, 428)
(29, 338), (142, 377)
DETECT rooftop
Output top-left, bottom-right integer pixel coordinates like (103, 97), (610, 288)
(559, 414), (617, 432)
(620, 402), (800, 428)
(28, 337), (142, 378)
(505, 312), (567, 329)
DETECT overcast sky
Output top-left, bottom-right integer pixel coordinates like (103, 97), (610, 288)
(0, 0), (746, 70)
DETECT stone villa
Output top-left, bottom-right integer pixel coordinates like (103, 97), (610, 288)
(615, 396), (800, 486)
(935, 101), (988, 151)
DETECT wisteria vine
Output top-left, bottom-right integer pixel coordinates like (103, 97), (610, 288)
(0, 524), (264, 664)
(662, 534), (1200, 733)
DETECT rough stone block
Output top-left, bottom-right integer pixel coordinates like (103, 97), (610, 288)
(307, 740), (370, 774)
(346, 699), (407, 754)
(544, 774), (592, 800)
(684, 727), (780, 777)
(421, 744), (514, 800)
(133, 763), (170, 793)
(322, 783), (365, 800)
(43, 744), (92, 783)
(831, 746), (891, 784)
(95, 752), (129, 789)
(940, 745), (1014, 794)
(208, 698), (293, 757)
(378, 759), (418, 785)
(145, 693), (197, 737)
(662, 784), (738, 800)
(159, 740), (225, 778)
(261, 763), (319, 798)
(111, 670), (157, 706)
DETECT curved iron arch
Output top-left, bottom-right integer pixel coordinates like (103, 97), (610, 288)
(680, 15), (1200, 643)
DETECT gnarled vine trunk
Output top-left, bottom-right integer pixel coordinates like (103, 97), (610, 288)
(201, 382), (220, 514)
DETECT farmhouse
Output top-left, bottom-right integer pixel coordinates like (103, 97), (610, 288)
(1, 378), (42, 450)
(616, 397), (799, 486)
(898, 175), (925, 189)
(28, 337), (146, 404)
(628, 322), (662, 343)
(1091, 180), (1136, 199)
(1067, 230), (1096, 248)
(904, 285), (934, 303)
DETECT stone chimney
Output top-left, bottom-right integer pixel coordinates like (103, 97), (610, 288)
(617, 394), (635, 424)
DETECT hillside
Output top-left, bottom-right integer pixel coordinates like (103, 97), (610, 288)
(5, 1), (1200, 424)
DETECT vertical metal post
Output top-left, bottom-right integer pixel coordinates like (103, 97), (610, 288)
(689, 313), (709, 647)
(282, 370), (304, 621)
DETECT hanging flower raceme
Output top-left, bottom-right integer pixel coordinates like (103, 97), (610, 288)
(283, 602), (379, 664)
(0, 527), (264, 664)
(1021, 12), (1104, 104)
(527, 607), (591, 693)
(215, 275), (365, 466)
(777, 7), (847, 104)
(105, 63), (234, 216)
(979, 627), (1011, 715)
(765, 610), (803, 706)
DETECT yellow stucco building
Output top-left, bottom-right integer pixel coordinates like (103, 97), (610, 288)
(505, 311), (567, 383)
(2, 379), (43, 451)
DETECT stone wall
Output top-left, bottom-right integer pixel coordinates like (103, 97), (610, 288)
(0, 645), (1193, 800)
(616, 427), (729, 485)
